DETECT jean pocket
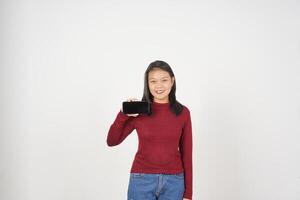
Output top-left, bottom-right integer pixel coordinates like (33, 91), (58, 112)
(131, 173), (146, 178)
(173, 172), (184, 179)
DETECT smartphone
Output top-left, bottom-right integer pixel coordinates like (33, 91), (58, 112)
(122, 101), (151, 114)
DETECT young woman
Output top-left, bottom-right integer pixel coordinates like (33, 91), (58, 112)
(106, 60), (193, 200)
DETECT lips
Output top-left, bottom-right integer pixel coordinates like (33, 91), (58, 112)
(156, 90), (164, 94)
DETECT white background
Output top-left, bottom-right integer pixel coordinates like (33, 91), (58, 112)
(1, 0), (300, 200)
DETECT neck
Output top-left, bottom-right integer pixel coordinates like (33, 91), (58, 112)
(153, 98), (169, 104)
(151, 101), (170, 110)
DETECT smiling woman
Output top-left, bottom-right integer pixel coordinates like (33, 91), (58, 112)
(148, 69), (174, 102)
(107, 60), (193, 200)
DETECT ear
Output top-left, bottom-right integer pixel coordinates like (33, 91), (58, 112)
(172, 77), (175, 86)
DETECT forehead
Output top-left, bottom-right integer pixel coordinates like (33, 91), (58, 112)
(148, 69), (170, 79)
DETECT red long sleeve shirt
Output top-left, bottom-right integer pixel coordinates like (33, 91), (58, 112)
(106, 101), (193, 199)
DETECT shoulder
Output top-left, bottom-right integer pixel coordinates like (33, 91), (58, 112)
(181, 103), (190, 113)
(178, 102), (191, 116)
(178, 103), (192, 127)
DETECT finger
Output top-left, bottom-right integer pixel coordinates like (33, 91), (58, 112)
(127, 98), (138, 102)
(128, 98), (135, 101)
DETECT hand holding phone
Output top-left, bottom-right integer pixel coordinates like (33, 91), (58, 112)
(121, 98), (140, 117)
(122, 98), (150, 116)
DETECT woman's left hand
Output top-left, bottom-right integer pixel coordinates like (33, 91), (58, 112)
(183, 198), (190, 200)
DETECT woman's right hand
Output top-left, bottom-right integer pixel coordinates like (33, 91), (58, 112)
(121, 97), (139, 117)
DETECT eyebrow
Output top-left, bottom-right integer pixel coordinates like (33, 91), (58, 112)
(149, 76), (169, 80)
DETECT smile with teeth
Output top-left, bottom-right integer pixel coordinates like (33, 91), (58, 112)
(156, 90), (165, 94)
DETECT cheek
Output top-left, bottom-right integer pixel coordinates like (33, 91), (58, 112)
(148, 84), (154, 90)
(165, 83), (172, 89)
(148, 85), (155, 92)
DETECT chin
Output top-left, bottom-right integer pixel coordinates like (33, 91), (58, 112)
(155, 96), (168, 100)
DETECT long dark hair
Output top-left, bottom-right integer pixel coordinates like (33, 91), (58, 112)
(141, 60), (183, 116)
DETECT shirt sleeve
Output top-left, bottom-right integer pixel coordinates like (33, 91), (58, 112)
(106, 110), (136, 146)
(179, 107), (193, 199)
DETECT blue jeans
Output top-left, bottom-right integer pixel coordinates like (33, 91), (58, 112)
(127, 172), (185, 200)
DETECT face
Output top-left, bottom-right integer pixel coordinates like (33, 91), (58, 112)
(148, 68), (175, 103)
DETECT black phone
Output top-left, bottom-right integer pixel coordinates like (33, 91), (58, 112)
(122, 101), (151, 114)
